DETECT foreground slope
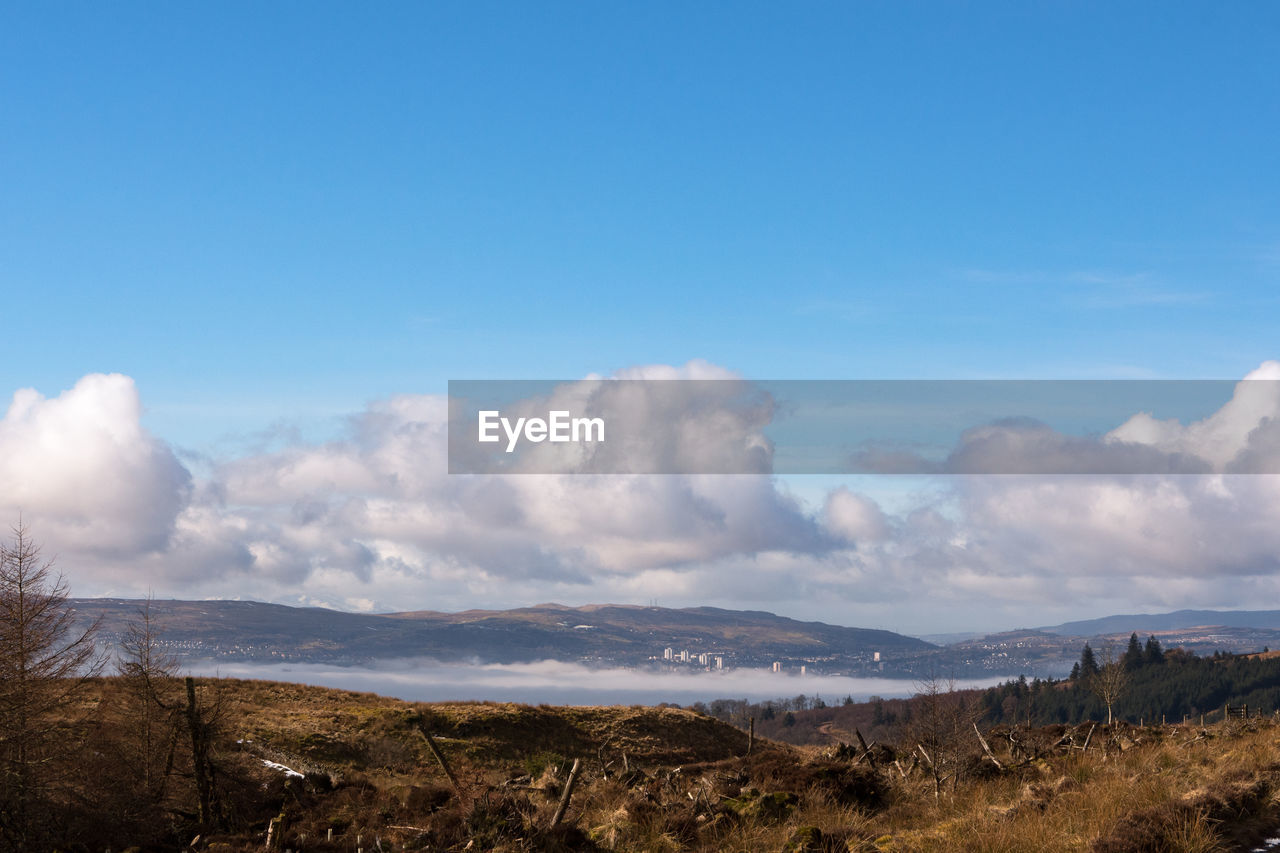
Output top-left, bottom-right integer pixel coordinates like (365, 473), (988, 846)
(48, 676), (1280, 851)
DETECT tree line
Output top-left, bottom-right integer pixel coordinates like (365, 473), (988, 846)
(979, 634), (1280, 727)
(697, 634), (1280, 750)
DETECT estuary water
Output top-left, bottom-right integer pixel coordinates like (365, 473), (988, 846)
(183, 657), (1006, 706)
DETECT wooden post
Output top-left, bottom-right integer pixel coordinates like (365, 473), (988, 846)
(418, 729), (461, 793)
(185, 676), (214, 828)
(747, 717), (754, 755)
(550, 758), (581, 828)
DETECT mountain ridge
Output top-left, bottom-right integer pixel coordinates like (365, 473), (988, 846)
(70, 597), (933, 669)
(1039, 609), (1280, 636)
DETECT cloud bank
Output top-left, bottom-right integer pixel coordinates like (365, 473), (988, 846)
(186, 658), (1005, 706)
(6, 362), (1280, 631)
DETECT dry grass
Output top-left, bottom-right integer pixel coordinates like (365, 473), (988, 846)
(858, 723), (1280, 852)
(63, 677), (1280, 852)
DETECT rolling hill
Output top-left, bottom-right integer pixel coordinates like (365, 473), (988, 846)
(1042, 609), (1280, 636)
(70, 598), (934, 667)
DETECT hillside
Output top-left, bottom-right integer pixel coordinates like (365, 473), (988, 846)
(1042, 608), (1280, 636)
(40, 675), (1280, 851)
(70, 598), (934, 667)
(218, 679), (760, 770)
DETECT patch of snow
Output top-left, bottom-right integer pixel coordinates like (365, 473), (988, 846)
(261, 760), (304, 779)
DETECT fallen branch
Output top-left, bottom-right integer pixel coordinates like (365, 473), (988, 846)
(973, 723), (1003, 770)
(854, 727), (877, 768)
(417, 728), (462, 793)
(549, 758), (582, 828)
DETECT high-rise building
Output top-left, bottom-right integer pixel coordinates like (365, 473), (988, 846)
(664, 648), (673, 660)
(771, 661), (782, 673)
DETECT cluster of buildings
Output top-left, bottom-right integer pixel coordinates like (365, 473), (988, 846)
(662, 647), (725, 669)
(659, 647), (886, 675)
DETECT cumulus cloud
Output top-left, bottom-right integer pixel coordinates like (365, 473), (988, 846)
(0, 373), (190, 555)
(10, 362), (1280, 632)
(1109, 361), (1280, 473)
(822, 487), (889, 543)
(0, 364), (835, 611)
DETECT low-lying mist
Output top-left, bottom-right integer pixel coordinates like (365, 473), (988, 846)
(183, 658), (1006, 706)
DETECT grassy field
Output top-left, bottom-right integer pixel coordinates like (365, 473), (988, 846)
(59, 678), (1280, 851)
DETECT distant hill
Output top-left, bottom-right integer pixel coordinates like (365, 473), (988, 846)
(1041, 609), (1280, 636)
(71, 598), (934, 666)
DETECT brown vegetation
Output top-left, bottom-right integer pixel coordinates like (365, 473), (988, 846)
(10, 672), (1280, 852)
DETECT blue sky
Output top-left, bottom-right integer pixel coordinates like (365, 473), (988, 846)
(4, 3), (1278, 450)
(3, 4), (1280, 629)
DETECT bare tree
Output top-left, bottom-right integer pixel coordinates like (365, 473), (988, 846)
(1091, 643), (1129, 725)
(0, 521), (103, 848)
(116, 594), (183, 805)
(907, 672), (979, 800)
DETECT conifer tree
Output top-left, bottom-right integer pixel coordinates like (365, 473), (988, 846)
(1079, 642), (1099, 677)
(1123, 632), (1143, 670)
(1144, 636), (1164, 665)
(0, 522), (102, 849)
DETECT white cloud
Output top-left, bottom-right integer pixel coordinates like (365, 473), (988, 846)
(9, 363), (1280, 633)
(823, 487), (890, 543)
(0, 373), (190, 556)
(1108, 360), (1280, 472)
